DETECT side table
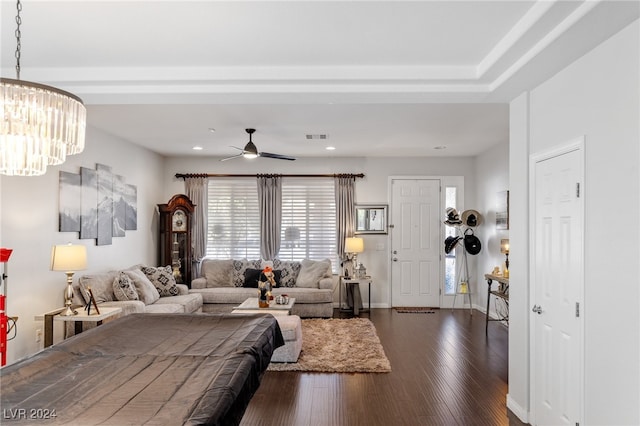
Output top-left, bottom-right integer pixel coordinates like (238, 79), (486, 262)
(339, 276), (372, 316)
(42, 306), (122, 348)
(484, 273), (509, 334)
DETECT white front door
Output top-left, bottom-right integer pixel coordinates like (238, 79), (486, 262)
(531, 141), (584, 426)
(390, 178), (441, 307)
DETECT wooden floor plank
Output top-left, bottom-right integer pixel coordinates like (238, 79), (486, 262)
(241, 308), (525, 426)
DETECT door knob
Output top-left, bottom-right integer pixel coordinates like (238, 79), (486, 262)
(531, 305), (543, 314)
(393, 258), (398, 262)
(393, 250), (397, 254)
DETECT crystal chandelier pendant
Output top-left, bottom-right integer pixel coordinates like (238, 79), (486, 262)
(0, 0), (87, 177)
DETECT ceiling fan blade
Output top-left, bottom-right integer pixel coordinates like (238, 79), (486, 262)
(219, 153), (243, 162)
(259, 152), (296, 161)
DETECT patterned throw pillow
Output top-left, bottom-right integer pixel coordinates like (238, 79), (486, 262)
(112, 272), (139, 301)
(272, 260), (302, 287)
(141, 265), (180, 297)
(232, 259), (262, 287)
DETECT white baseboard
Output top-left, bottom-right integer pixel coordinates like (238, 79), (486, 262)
(506, 394), (529, 424)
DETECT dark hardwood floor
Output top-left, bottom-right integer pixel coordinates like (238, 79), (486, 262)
(241, 308), (526, 426)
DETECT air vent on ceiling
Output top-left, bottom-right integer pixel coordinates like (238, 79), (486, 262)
(305, 134), (328, 140)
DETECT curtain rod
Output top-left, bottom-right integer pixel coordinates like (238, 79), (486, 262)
(175, 173), (365, 180)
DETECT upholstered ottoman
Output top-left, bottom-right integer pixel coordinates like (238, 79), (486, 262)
(271, 315), (303, 363)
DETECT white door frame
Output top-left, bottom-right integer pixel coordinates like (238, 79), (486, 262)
(387, 175), (464, 308)
(528, 137), (585, 425)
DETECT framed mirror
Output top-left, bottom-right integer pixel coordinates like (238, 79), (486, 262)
(355, 204), (388, 234)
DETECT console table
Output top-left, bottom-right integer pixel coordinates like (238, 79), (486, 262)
(484, 273), (509, 334)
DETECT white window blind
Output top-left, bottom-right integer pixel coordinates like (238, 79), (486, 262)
(280, 178), (338, 269)
(206, 178), (260, 259)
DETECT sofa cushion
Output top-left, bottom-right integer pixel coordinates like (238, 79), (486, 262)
(124, 269), (160, 305)
(272, 260), (301, 288)
(153, 293), (203, 314)
(272, 287), (333, 304)
(79, 271), (119, 304)
(202, 259), (234, 287)
(296, 259), (332, 288)
(243, 268), (282, 288)
(190, 287), (259, 304)
(112, 272), (139, 301)
(232, 259), (262, 287)
(144, 303), (184, 314)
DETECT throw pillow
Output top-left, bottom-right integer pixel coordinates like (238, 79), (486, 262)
(202, 259), (234, 287)
(296, 259), (332, 288)
(232, 259), (262, 287)
(78, 271), (119, 304)
(123, 269), (160, 305)
(243, 268), (282, 288)
(272, 259), (302, 287)
(141, 265), (180, 297)
(112, 272), (139, 301)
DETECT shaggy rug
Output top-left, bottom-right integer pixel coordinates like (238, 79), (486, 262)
(267, 318), (391, 373)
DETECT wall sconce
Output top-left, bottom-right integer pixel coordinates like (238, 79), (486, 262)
(500, 239), (510, 270)
(51, 244), (87, 316)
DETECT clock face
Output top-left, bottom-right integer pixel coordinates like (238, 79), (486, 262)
(172, 210), (187, 232)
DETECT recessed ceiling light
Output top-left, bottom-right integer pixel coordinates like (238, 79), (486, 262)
(325, 146), (336, 151)
(434, 145), (447, 150)
(208, 128), (216, 133)
(192, 146), (204, 151)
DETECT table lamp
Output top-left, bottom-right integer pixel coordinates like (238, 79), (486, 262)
(51, 244), (87, 316)
(500, 239), (510, 277)
(345, 237), (364, 277)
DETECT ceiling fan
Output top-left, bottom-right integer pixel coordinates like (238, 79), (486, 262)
(220, 128), (296, 161)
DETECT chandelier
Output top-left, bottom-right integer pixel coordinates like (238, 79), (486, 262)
(1, 0), (86, 177)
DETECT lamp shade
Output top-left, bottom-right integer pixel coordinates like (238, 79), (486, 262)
(345, 237), (364, 254)
(50, 244), (87, 272)
(500, 239), (510, 254)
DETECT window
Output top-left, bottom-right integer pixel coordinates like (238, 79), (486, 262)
(205, 177), (338, 269)
(280, 178), (338, 269)
(444, 186), (457, 295)
(206, 178), (260, 259)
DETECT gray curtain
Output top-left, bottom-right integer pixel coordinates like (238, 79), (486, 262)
(257, 175), (282, 260)
(185, 177), (208, 278)
(335, 175), (356, 260)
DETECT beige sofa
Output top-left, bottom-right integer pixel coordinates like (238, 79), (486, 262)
(189, 258), (336, 318)
(72, 266), (203, 316)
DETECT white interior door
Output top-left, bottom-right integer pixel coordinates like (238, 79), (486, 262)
(390, 178), (440, 307)
(531, 142), (584, 426)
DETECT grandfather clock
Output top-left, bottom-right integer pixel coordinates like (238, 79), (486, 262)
(158, 194), (195, 286)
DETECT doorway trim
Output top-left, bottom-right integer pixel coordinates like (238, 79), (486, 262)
(387, 175), (464, 309)
(528, 136), (585, 425)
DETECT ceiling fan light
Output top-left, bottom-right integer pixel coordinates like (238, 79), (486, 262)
(242, 152), (258, 159)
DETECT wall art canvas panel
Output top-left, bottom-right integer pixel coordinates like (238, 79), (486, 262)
(125, 183), (138, 230)
(113, 175), (126, 237)
(97, 164), (113, 246)
(80, 167), (98, 239)
(59, 171), (81, 232)
(496, 190), (509, 230)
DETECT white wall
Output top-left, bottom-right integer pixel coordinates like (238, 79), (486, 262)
(509, 19), (639, 424)
(0, 126), (165, 364)
(473, 141), (510, 314)
(163, 155), (477, 307)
